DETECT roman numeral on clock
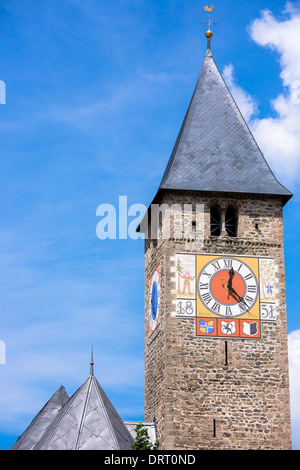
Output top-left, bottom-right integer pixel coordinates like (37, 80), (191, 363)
(247, 285), (256, 293)
(223, 259), (233, 268)
(212, 302), (221, 314)
(202, 271), (212, 278)
(239, 303), (247, 313)
(226, 306), (233, 316)
(211, 261), (221, 271)
(202, 292), (213, 305)
(199, 282), (208, 290)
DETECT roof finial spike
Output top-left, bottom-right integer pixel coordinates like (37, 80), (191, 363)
(90, 345), (94, 376)
(201, 5), (218, 54)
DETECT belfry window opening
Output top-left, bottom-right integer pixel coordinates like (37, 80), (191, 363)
(210, 205), (237, 237)
(225, 207), (237, 237)
(210, 206), (221, 236)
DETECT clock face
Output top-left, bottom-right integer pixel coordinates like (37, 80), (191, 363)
(149, 265), (161, 336)
(197, 257), (259, 318)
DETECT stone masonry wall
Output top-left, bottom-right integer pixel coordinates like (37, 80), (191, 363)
(144, 191), (292, 450)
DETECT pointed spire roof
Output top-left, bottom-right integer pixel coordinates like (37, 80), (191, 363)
(11, 355), (135, 450)
(157, 50), (292, 204)
(11, 386), (69, 450)
(33, 374), (134, 450)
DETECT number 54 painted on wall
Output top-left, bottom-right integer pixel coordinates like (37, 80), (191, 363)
(260, 303), (277, 322)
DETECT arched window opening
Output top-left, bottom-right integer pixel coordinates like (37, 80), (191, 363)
(210, 206), (221, 236)
(225, 207), (237, 237)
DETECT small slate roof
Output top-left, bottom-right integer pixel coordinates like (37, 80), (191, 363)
(11, 385), (69, 450)
(11, 373), (136, 450)
(158, 52), (292, 204)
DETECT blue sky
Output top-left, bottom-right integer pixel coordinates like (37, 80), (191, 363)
(0, 0), (300, 450)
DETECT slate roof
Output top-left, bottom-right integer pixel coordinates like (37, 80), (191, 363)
(11, 385), (69, 450)
(157, 52), (292, 204)
(11, 372), (139, 450)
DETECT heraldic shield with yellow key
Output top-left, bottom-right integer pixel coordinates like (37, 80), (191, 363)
(174, 253), (278, 339)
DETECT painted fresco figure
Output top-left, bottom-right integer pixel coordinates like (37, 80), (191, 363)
(179, 272), (195, 295)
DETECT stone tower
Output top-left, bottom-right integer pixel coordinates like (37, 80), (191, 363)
(140, 27), (293, 450)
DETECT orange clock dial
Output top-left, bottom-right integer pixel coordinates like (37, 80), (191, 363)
(210, 271), (245, 305)
(197, 257), (259, 317)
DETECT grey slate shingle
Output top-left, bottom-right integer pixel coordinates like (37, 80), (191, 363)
(158, 53), (292, 204)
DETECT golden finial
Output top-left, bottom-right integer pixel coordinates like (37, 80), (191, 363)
(201, 5), (218, 53)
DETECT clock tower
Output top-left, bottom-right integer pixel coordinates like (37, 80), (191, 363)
(140, 24), (292, 450)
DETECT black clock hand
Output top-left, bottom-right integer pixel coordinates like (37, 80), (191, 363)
(226, 268), (246, 303)
(227, 268), (234, 290)
(228, 286), (245, 304)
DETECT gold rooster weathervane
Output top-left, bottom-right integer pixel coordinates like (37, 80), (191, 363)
(201, 5), (218, 53)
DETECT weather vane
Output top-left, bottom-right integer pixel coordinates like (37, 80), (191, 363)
(201, 5), (218, 52)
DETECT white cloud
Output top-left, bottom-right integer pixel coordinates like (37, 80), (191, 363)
(223, 64), (258, 122)
(249, 4), (300, 185)
(288, 330), (300, 450)
(249, 4), (300, 87)
(223, 3), (300, 186)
